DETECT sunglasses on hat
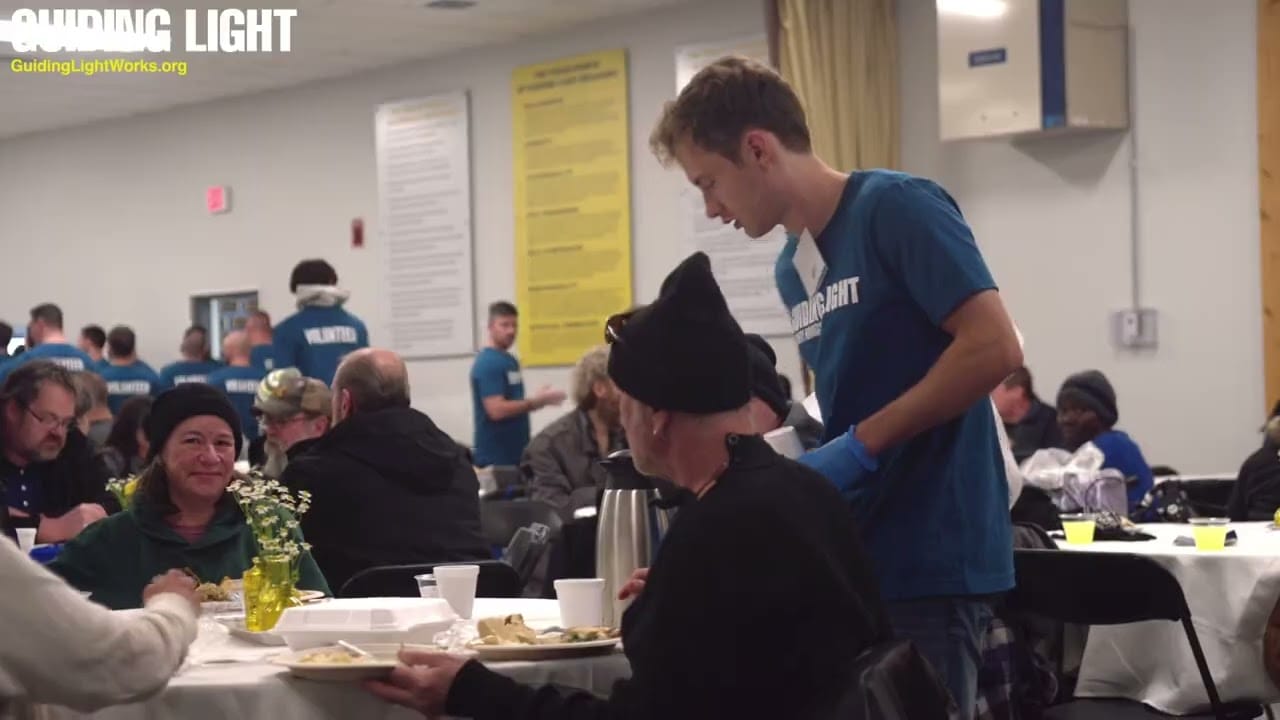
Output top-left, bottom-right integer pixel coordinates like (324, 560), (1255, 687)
(604, 310), (635, 345)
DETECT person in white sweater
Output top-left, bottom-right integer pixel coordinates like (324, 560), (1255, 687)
(0, 537), (198, 718)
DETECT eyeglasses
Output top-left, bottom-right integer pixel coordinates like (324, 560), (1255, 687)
(24, 405), (76, 433)
(604, 310), (635, 345)
(258, 413), (313, 431)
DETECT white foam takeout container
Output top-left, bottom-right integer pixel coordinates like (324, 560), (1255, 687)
(273, 597), (458, 651)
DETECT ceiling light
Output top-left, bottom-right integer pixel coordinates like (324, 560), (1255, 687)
(424, 0), (478, 9)
(937, 0), (1008, 20)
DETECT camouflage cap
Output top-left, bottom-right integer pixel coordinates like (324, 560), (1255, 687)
(253, 367), (331, 418)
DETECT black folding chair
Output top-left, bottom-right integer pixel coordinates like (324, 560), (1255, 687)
(1009, 549), (1266, 720)
(338, 559), (522, 599)
(828, 638), (956, 719)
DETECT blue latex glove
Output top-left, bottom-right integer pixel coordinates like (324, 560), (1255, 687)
(797, 426), (879, 495)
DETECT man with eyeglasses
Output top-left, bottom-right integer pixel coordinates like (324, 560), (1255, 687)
(252, 368), (332, 479)
(1, 361), (112, 544)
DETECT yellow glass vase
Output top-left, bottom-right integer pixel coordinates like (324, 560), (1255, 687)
(243, 555), (294, 632)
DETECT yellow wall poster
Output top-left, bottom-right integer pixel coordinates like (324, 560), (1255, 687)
(512, 48), (633, 367)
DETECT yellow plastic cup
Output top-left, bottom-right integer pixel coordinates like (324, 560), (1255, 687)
(1060, 514), (1096, 545)
(1190, 518), (1230, 551)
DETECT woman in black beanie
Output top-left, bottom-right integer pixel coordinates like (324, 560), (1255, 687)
(49, 384), (330, 609)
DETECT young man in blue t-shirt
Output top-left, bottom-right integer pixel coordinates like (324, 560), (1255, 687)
(206, 330), (264, 446)
(272, 259), (368, 385)
(157, 325), (221, 390)
(651, 57), (1024, 715)
(97, 326), (161, 415)
(77, 325), (108, 371)
(246, 310), (276, 373)
(0, 304), (96, 384)
(469, 302), (564, 467)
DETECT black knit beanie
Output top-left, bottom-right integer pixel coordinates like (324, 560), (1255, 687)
(607, 252), (751, 414)
(1056, 370), (1118, 428)
(145, 384), (244, 461)
(745, 334), (790, 420)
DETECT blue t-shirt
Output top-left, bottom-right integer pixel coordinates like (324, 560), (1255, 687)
(250, 344), (275, 373)
(0, 343), (96, 383)
(1092, 429), (1153, 512)
(206, 364), (265, 442)
(92, 358), (110, 372)
(273, 306), (368, 384)
(158, 360), (221, 390)
(99, 361), (162, 414)
(470, 348), (529, 467)
(774, 170), (1013, 601)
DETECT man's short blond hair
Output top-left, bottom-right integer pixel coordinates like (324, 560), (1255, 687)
(571, 346), (611, 410)
(650, 56), (812, 166)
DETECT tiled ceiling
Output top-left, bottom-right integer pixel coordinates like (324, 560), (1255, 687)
(0, 0), (696, 139)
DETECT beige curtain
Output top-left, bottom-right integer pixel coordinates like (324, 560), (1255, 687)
(773, 0), (900, 171)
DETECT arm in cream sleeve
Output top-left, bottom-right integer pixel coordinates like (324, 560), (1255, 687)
(0, 539), (196, 711)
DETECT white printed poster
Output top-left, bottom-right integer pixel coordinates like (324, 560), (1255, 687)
(375, 91), (475, 358)
(674, 35), (790, 337)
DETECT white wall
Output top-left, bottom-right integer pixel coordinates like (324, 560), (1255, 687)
(899, 0), (1263, 472)
(2, 0), (1262, 473)
(0, 0), (792, 446)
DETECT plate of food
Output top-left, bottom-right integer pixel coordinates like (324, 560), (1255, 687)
(194, 576), (242, 614)
(465, 615), (620, 662)
(272, 644), (416, 681)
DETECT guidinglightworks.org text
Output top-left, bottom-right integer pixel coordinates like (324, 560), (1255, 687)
(10, 58), (189, 76)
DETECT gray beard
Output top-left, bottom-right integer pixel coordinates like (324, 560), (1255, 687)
(263, 445), (288, 479)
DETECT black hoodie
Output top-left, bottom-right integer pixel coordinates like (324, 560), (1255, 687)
(1228, 418), (1280, 522)
(281, 406), (490, 593)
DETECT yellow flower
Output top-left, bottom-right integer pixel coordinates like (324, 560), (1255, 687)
(123, 478), (138, 502)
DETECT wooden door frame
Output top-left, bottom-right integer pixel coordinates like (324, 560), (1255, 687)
(1262, 0), (1280, 407)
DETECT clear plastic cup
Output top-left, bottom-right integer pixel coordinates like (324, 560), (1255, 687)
(15, 528), (36, 554)
(1190, 517), (1230, 551)
(415, 574), (439, 599)
(1060, 514), (1096, 545)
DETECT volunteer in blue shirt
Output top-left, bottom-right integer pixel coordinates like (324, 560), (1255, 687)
(157, 326), (220, 390)
(246, 310), (275, 373)
(78, 325), (108, 371)
(0, 304), (96, 383)
(651, 57), (1023, 716)
(273, 259), (368, 384)
(97, 326), (161, 415)
(205, 330), (264, 445)
(1056, 369), (1154, 512)
(469, 302), (564, 467)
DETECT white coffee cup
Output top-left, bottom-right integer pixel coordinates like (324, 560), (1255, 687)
(433, 564), (480, 618)
(763, 426), (804, 459)
(554, 578), (606, 628)
(15, 528), (36, 554)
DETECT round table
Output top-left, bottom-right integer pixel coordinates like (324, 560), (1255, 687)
(1059, 521), (1280, 713)
(36, 599), (632, 720)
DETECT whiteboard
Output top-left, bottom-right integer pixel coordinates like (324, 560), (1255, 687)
(375, 91), (476, 358)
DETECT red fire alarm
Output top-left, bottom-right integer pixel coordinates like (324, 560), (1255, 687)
(351, 218), (364, 248)
(206, 186), (230, 214)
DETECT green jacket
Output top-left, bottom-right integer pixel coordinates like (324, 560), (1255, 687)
(49, 495), (330, 610)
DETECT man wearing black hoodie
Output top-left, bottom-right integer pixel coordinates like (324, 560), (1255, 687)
(281, 348), (488, 593)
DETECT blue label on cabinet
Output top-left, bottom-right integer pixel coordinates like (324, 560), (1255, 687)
(968, 48), (1007, 67)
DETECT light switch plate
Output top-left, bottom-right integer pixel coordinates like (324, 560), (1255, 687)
(1112, 308), (1158, 349)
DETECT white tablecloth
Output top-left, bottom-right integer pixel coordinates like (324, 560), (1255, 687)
(1060, 522), (1280, 713)
(37, 599), (631, 720)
